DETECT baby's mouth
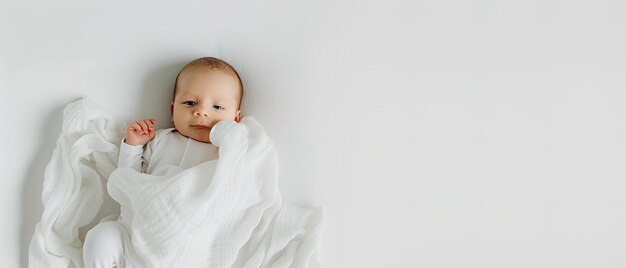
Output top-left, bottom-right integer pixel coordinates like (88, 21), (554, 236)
(190, 125), (211, 130)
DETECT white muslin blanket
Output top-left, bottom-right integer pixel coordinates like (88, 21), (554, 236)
(29, 97), (325, 268)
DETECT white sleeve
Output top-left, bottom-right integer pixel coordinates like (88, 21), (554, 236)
(118, 137), (148, 173)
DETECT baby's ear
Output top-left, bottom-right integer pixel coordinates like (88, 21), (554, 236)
(170, 102), (175, 122)
(235, 110), (241, 123)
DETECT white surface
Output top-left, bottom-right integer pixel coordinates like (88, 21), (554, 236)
(2, 0), (626, 267)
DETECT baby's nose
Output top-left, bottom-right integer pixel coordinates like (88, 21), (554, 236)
(194, 110), (208, 117)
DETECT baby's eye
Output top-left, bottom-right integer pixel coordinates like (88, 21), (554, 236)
(213, 105), (224, 110)
(183, 101), (196, 106)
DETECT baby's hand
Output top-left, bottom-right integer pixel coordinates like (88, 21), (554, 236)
(125, 119), (156, 146)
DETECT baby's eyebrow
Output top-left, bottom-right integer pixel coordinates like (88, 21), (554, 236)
(178, 95), (234, 103)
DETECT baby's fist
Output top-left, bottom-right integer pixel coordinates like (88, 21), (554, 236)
(125, 119), (156, 145)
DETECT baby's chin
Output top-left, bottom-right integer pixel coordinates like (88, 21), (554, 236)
(177, 128), (212, 144)
(189, 136), (212, 144)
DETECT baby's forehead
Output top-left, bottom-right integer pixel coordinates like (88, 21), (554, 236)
(180, 66), (235, 80)
(177, 88), (234, 98)
(174, 66), (242, 104)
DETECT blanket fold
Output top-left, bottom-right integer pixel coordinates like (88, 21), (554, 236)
(29, 97), (325, 268)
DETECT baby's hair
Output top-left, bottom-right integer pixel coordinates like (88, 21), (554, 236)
(173, 57), (244, 110)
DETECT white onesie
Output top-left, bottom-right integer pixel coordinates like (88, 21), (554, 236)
(117, 127), (219, 174)
(83, 127), (219, 268)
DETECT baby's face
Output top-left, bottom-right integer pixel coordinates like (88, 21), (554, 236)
(171, 68), (241, 143)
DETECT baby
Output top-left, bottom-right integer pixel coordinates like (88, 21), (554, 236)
(119, 56), (243, 175)
(82, 56), (244, 268)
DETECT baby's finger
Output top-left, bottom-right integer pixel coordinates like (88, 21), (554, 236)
(129, 123), (142, 132)
(144, 119), (156, 128)
(139, 121), (151, 132)
(126, 123), (141, 132)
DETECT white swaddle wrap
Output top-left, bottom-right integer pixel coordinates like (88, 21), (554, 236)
(29, 97), (325, 267)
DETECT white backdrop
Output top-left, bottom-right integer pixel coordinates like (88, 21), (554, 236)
(2, 0), (626, 267)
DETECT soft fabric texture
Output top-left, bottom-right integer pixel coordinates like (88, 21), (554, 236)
(29, 96), (325, 268)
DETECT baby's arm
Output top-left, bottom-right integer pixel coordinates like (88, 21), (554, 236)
(117, 119), (156, 173)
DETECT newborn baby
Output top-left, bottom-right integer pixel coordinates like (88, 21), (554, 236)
(119, 57), (243, 175)
(82, 56), (244, 268)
